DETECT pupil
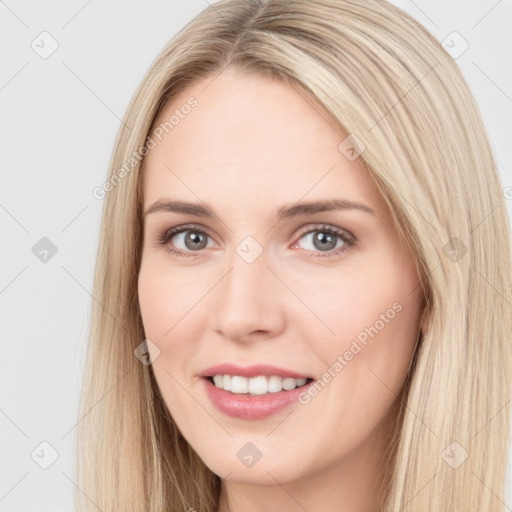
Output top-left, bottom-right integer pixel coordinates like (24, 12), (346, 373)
(186, 232), (206, 250)
(315, 232), (336, 251)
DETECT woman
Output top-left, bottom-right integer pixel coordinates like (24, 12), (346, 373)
(75, 1), (512, 511)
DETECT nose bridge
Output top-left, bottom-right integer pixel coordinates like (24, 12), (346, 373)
(222, 248), (271, 311)
(210, 244), (284, 340)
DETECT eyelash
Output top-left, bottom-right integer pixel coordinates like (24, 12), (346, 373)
(156, 223), (357, 259)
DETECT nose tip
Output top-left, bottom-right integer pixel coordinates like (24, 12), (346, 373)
(209, 256), (285, 343)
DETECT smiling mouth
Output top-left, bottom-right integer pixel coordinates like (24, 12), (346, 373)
(206, 375), (314, 396)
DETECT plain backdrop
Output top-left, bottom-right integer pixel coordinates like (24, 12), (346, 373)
(1, 1), (511, 510)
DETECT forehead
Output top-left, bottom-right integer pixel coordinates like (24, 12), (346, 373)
(142, 67), (384, 216)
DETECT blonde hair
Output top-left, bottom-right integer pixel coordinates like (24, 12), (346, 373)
(75, 0), (512, 510)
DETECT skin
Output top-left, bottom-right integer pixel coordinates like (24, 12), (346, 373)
(138, 66), (429, 512)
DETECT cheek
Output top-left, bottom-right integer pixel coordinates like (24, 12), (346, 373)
(137, 259), (206, 341)
(138, 263), (208, 428)
(300, 270), (419, 340)
(294, 278), (421, 453)
(137, 264), (193, 391)
(300, 258), (422, 395)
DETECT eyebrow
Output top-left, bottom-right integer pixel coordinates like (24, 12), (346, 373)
(143, 198), (376, 219)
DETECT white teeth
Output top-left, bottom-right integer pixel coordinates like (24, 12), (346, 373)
(282, 377), (297, 390)
(211, 375), (309, 394)
(268, 375), (283, 393)
(230, 376), (248, 393)
(248, 376), (267, 395)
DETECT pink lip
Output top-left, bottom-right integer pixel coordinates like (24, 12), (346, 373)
(201, 378), (314, 420)
(199, 363), (312, 379)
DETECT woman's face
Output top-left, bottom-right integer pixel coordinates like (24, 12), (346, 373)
(138, 67), (427, 491)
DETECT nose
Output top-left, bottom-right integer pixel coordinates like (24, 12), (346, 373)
(209, 249), (286, 344)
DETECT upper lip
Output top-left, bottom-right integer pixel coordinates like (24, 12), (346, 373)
(199, 363), (313, 380)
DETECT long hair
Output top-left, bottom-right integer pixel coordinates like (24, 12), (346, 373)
(75, 1), (512, 510)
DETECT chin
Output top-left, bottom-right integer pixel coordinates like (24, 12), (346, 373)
(209, 461), (303, 485)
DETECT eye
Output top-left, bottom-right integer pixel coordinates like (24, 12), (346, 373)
(157, 224), (214, 258)
(156, 223), (357, 259)
(292, 224), (356, 258)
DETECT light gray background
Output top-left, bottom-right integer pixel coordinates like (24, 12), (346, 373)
(1, 1), (511, 510)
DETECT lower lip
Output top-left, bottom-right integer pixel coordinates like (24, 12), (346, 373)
(202, 378), (312, 420)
